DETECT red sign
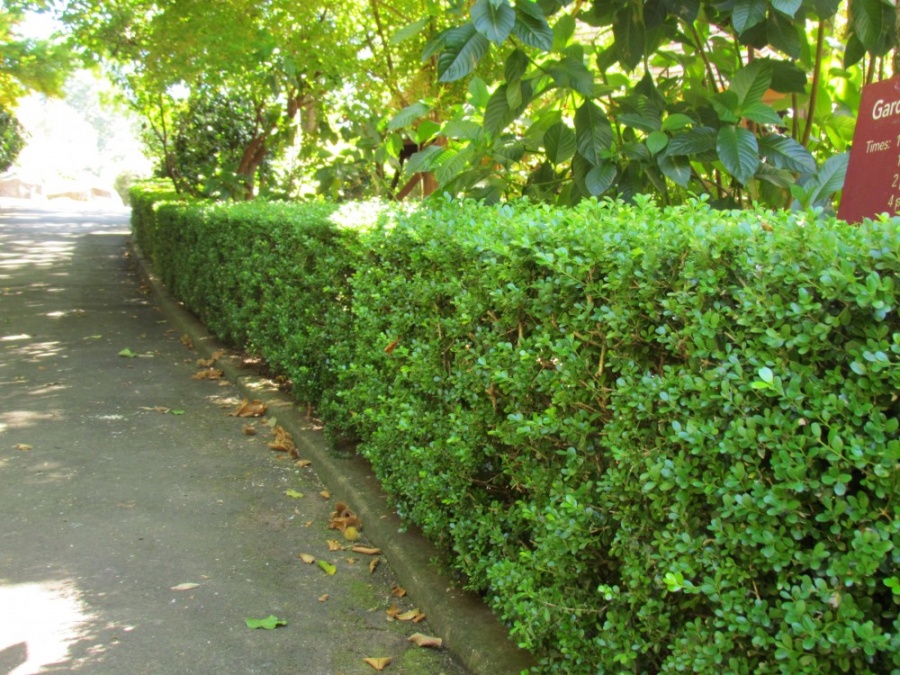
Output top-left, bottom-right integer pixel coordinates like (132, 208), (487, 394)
(838, 76), (900, 223)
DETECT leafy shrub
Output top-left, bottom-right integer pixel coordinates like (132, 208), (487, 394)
(132, 183), (900, 673)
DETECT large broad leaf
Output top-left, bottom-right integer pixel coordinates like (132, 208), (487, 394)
(657, 151), (692, 188)
(404, 145), (445, 176)
(771, 0), (801, 17)
(732, 0), (767, 34)
(741, 102), (783, 126)
(585, 162), (617, 196)
(770, 60), (807, 93)
(442, 119), (485, 141)
(766, 11), (801, 58)
(512, 0), (553, 50)
(393, 18), (429, 45)
(552, 13), (576, 51)
(730, 60), (772, 107)
(796, 152), (849, 208)
(388, 102), (432, 131)
(810, 0), (841, 19)
(612, 3), (645, 71)
(437, 24), (491, 82)
(472, 0), (516, 44)
(484, 80), (533, 136)
(574, 100), (612, 166)
(505, 49), (529, 83)
(547, 55), (594, 96)
(435, 146), (476, 184)
(717, 125), (759, 185)
(852, 0), (888, 51)
(544, 122), (576, 164)
(666, 127), (717, 156)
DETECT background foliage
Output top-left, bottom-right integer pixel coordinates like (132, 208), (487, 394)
(132, 182), (900, 672)
(53, 0), (896, 208)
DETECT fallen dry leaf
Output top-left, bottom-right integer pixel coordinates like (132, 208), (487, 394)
(343, 526), (360, 541)
(242, 424), (257, 436)
(296, 459), (312, 467)
(140, 406), (171, 414)
(397, 609), (425, 622)
(369, 558), (380, 574)
(408, 633), (442, 649)
(298, 553), (316, 564)
(328, 501), (362, 533)
(390, 585), (407, 598)
(14, 444), (32, 451)
(180, 334), (194, 350)
(363, 657), (391, 671)
(196, 350), (225, 367)
(268, 426), (297, 455)
(318, 594), (329, 602)
(385, 604), (401, 619)
(319, 490), (331, 499)
(327, 539), (342, 551)
(229, 399), (267, 417)
(191, 368), (223, 380)
(171, 582), (200, 591)
(351, 546), (382, 556)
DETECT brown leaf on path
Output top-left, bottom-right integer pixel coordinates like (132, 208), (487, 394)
(268, 426), (296, 453)
(298, 553), (316, 564)
(327, 539), (342, 551)
(318, 594), (329, 602)
(180, 334), (194, 350)
(363, 657), (391, 671)
(369, 558), (380, 574)
(390, 585), (406, 598)
(385, 605), (401, 619)
(328, 501), (362, 533)
(319, 490), (330, 499)
(191, 368), (223, 380)
(242, 424), (257, 436)
(196, 350), (225, 367)
(397, 609), (425, 622)
(408, 633), (443, 649)
(229, 399), (267, 417)
(296, 459), (312, 467)
(351, 546), (382, 556)
(14, 444), (32, 451)
(140, 406), (171, 414)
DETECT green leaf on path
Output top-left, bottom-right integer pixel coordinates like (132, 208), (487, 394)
(285, 489), (304, 499)
(170, 410), (186, 415)
(318, 560), (337, 576)
(118, 348), (137, 358)
(245, 615), (287, 630)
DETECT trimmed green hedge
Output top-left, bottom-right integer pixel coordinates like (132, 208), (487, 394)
(131, 183), (900, 673)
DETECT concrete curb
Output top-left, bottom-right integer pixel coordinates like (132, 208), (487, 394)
(131, 244), (536, 675)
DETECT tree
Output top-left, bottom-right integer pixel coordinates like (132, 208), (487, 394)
(0, 105), (26, 170)
(386, 0), (895, 209)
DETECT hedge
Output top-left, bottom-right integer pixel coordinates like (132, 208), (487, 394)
(131, 183), (899, 673)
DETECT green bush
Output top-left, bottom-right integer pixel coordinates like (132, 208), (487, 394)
(132, 183), (900, 673)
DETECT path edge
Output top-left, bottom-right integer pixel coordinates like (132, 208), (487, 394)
(130, 242), (536, 675)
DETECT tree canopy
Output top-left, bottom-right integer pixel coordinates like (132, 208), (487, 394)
(50, 0), (898, 208)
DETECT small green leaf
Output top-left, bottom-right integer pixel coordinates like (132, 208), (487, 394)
(758, 367), (774, 384)
(118, 348), (137, 358)
(245, 615), (287, 630)
(285, 489), (304, 499)
(318, 560), (337, 576)
(170, 409), (186, 415)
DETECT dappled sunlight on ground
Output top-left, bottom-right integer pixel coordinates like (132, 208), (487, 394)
(0, 409), (63, 431)
(0, 580), (97, 674)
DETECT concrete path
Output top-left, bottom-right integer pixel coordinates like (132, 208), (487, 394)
(0, 200), (473, 674)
